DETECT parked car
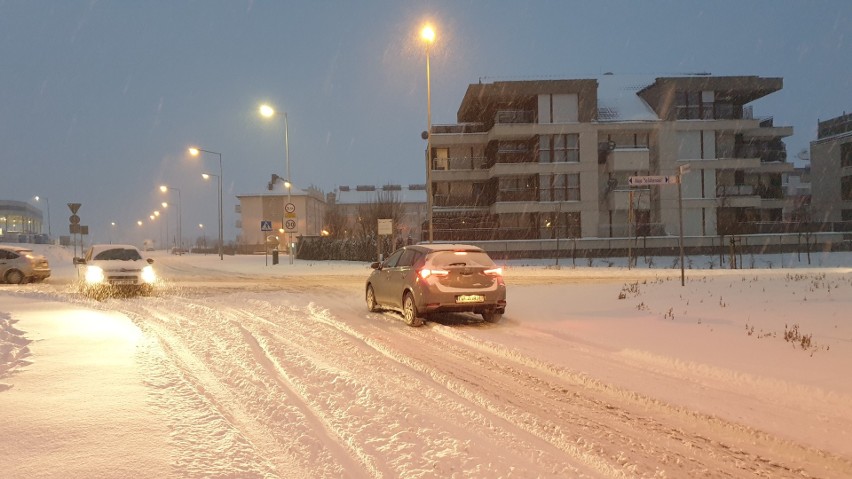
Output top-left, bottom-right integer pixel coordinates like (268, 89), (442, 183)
(74, 244), (156, 297)
(0, 245), (51, 284)
(365, 243), (507, 326)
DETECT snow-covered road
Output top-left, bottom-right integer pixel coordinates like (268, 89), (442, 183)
(2, 250), (852, 478)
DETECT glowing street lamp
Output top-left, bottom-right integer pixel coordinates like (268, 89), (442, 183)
(259, 103), (294, 264)
(189, 147), (224, 260)
(33, 195), (51, 236)
(421, 24), (436, 243)
(159, 185), (182, 251)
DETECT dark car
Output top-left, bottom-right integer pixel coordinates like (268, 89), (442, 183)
(365, 243), (506, 326)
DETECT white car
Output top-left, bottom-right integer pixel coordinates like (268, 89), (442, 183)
(74, 244), (156, 297)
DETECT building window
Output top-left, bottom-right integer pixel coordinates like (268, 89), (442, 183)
(498, 176), (537, 202)
(842, 143), (852, 168)
(539, 211), (581, 239)
(676, 90), (715, 120)
(540, 173), (580, 201)
(842, 176), (852, 201)
(539, 134), (579, 163)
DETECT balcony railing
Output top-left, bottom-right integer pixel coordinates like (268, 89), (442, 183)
(433, 194), (490, 208)
(733, 145), (787, 163)
(716, 184), (784, 199)
(495, 110), (534, 124)
(432, 156), (488, 171)
(495, 151), (534, 164)
(717, 185), (755, 197)
(431, 123), (488, 134)
(497, 189), (538, 202)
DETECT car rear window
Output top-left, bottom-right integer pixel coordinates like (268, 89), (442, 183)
(94, 248), (143, 261)
(428, 250), (496, 268)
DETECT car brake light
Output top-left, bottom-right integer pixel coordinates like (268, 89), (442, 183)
(419, 268), (449, 279)
(484, 267), (503, 276)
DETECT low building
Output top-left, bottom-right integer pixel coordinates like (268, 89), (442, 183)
(236, 183), (326, 252)
(0, 200), (45, 242)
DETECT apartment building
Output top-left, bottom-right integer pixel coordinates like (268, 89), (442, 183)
(426, 74), (792, 242)
(810, 112), (852, 223)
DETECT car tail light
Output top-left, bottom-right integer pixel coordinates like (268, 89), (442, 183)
(483, 267), (503, 276)
(418, 268), (449, 280)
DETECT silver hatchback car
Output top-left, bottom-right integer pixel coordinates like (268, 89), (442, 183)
(365, 243), (507, 326)
(0, 245), (51, 284)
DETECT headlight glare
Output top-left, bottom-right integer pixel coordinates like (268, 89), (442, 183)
(141, 265), (156, 284)
(85, 266), (105, 284)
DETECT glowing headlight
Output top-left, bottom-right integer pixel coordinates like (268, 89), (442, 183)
(85, 266), (105, 284)
(141, 265), (156, 284)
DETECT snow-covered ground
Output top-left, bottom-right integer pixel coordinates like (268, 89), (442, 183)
(1, 244), (851, 478)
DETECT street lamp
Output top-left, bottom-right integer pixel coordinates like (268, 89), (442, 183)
(159, 185), (182, 251)
(34, 196), (51, 237)
(259, 103), (294, 264)
(421, 24), (435, 243)
(189, 147), (224, 260)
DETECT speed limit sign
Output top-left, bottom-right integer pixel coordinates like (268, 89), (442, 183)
(285, 219), (297, 231)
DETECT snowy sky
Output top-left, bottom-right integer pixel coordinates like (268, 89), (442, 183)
(1, 1), (850, 243)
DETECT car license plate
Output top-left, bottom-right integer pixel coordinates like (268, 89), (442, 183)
(111, 279), (136, 285)
(456, 294), (484, 303)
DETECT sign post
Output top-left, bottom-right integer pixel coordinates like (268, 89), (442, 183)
(377, 218), (393, 262)
(68, 203), (82, 257)
(284, 203), (297, 264)
(629, 168), (690, 286)
(677, 164), (690, 286)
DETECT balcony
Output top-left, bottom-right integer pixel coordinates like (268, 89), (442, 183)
(607, 148), (650, 171)
(716, 185), (760, 208)
(608, 188), (651, 211)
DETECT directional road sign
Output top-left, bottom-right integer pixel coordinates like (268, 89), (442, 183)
(628, 175), (680, 186)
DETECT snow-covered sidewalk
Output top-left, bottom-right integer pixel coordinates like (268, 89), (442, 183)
(0, 295), (171, 479)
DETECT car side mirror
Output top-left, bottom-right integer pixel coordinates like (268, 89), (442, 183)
(73, 257), (85, 265)
(370, 261), (380, 269)
(147, 258), (154, 264)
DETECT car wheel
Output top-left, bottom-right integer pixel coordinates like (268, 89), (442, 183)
(402, 292), (423, 327)
(366, 285), (379, 312)
(482, 311), (502, 323)
(5, 269), (25, 285)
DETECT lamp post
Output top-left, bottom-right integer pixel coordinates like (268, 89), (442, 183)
(159, 185), (182, 252)
(189, 147), (224, 260)
(34, 196), (51, 237)
(151, 211), (162, 250)
(421, 24), (435, 243)
(259, 103), (294, 264)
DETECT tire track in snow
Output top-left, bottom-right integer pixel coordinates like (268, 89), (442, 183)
(236, 296), (600, 478)
(116, 299), (349, 478)
(303, 294), (848, 478)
